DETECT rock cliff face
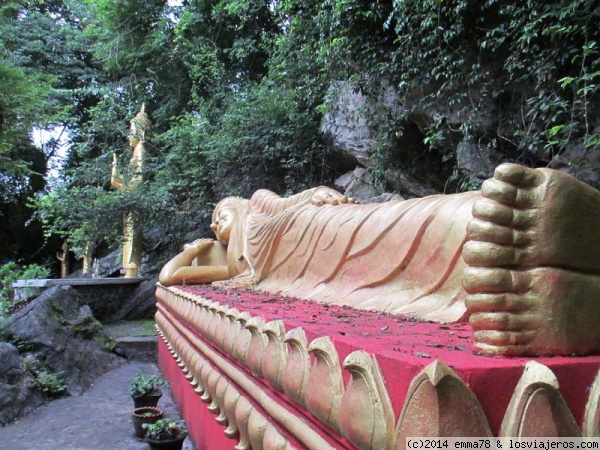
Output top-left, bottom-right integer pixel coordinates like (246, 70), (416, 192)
(0, 286), (123, 425)
(321, 79), (600, 202)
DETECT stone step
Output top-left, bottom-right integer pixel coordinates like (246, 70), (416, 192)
(114, 336), (157, 362)
(104, 320), (158, 362)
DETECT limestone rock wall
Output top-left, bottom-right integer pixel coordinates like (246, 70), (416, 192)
(321, 79), (600, 202)
(0, 286), (123, 425)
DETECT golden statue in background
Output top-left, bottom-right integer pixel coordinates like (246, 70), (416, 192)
(56, 241), (69, 278)
(111, 104), (150, 278)
(160, 164), (600, 357)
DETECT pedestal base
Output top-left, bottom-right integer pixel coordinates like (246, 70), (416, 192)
(156, 284), (600, 449)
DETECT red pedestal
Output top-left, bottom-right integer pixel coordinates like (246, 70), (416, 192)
(157, 285), (600, 449)
(158, 340), (236, 450)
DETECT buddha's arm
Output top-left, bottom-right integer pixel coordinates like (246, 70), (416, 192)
(164, 265), (230, 285)
(111, 153), (125, 190)
(159, 239), (230, 286)
(250, 188), (317, 214)
(309, 186), (353, 206)
(250, 186), (351, 214)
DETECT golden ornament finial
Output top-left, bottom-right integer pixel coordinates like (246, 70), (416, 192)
(130, 103), (152, 141)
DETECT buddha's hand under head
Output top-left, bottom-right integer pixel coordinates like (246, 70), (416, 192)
(183, 238), (214, 253)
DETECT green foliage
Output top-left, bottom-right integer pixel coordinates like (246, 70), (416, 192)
(0, 58), (53, 200)
(22, 353), (67, 398)
(143, 418), (187, 441)
(193, 81), (329, 198)
(0, 262), (50, 319)
(3, 0), (600, 268)
(0, 0), (103, 264)
(129, 371), (169, 397)
(384, 0), (600, 173)
(27, 370), (67, 398)
(1, 333), (38, 352)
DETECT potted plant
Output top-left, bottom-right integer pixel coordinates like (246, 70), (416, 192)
(143, 418), (188, 450)
(131, 406), (164, 438)
(129, 371), (169, 408)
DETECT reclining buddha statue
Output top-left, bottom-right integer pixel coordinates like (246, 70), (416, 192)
(160, 163), (600, 357)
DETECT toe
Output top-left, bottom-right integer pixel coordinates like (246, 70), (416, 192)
(472, 198), (514, 226)
(473, 329), (536, 346)
(473, 341), (534, 356)
(467, 218), (512, 244)
(481, 178), (518, 205)
(482, 177), (540, 209)
(467, 219), (531, 246)
(472, 198), (536, 229)
(465, 293), (533, 313)
(469, 311), (538, 331)
(494, 163), (546, 189)
(463, 241), (518, 266)
(463, 241), (530, 267)
(463, 267), (532, 293)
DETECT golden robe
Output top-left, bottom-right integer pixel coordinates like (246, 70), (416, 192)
(227, 188), (480, 322)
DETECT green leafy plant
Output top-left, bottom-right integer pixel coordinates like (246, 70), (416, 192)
(129, 371), (169, 397)
(27, 370), (67, 398)
(0, 262), (50, 320)
(36, 372), (67, 398)
(142, 418), (187, 441)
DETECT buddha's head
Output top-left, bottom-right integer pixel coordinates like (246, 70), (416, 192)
(128, 104), (151, 148)
(211, 197), (247, 245)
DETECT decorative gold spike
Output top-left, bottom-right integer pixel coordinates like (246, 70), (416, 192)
(215, 377), (230, 424)
(395, 360), (491, 446)
(192, 355), (206, 393)
(210, 304), (227, 342)
(339, 351), (394, 450)
(224, 385), (242, 439)
(207, 369), (222, 413)
(233, 312), (253, 362)
(245, 317), (266, 376)
(262, 320), (288, 390)
(305, 336), (344, 432)
(223, 308), (241, 354)
(262, 425), (291, 450)
(282, 327), (310, 406)
(583, 368), (600, 437)
(500, 361), (580, 437)
(234, 396), (254, 450)
(248, 409), (269, 450)
(200, 366), (215, 403)
(207, 302), (221, 338)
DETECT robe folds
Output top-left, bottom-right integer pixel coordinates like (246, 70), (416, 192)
(229, 188), (480, 322)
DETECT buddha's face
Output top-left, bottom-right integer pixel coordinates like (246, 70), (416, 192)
(128, 134), (140, 148)
(128, 121), (143, 148)
(210, 203), (238, 245)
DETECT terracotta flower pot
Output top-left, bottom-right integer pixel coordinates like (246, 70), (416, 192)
(132, 389), (163, 408)
(145, 434), (187, 450)
(131, 407), (164, 438)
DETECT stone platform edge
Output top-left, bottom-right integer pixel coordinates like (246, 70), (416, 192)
(155, 284), (600, 450)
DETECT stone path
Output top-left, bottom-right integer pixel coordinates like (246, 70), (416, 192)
(0, 361), (196, 450)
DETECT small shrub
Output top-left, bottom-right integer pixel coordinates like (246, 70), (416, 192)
(27, 370), (67, 398)
(129, 371), (169, 397)
(143, 418), (187, 441)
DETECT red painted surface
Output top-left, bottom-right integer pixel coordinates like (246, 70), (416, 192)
(158, 339), (236, 450)
(158, 318), (351, 449)
(172, 285), (600, 436)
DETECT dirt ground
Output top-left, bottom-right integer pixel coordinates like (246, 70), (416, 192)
(0, 361), (196, 450)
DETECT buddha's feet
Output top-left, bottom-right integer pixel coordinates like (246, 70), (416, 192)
(463, 163), (600, 356)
